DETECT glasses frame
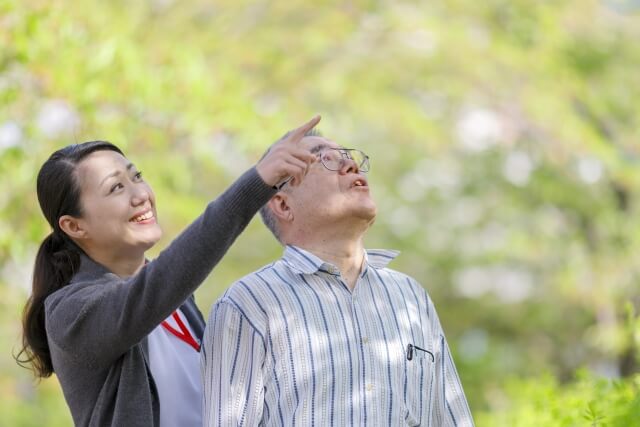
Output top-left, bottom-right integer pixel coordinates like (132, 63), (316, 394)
(274, 147), (370, 190)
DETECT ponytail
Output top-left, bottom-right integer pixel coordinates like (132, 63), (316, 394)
(15, 140), (122, 378)
(16, 231), (81, 377)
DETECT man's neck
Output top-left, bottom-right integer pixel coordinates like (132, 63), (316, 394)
(295, 237), (366, 290)
(285, 216), (373, 290)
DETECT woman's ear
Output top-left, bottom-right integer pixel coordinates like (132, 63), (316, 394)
(58, 215), (87, 240)
(268, 193), (293, 222)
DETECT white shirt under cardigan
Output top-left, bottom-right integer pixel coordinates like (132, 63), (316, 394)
(201, 245), (475, 427)
(148, 309), (202, 427)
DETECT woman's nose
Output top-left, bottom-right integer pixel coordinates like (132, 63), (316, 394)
(131, 185), (151, 206)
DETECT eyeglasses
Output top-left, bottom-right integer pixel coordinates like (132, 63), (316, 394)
(275, 148), (370, 190)
(319, 148), (370, 173)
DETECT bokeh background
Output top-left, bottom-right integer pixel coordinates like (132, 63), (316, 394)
(2, 0), (640, 425)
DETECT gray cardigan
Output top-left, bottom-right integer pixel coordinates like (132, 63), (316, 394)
(44, 167), (275, 426)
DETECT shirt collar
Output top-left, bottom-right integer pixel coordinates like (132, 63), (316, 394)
(282, 245), (399, 275)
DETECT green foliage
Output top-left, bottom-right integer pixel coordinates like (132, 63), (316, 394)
(1, 0), (640, 424)
(477, 372), (640, 427)
(0, 377), (72, 427)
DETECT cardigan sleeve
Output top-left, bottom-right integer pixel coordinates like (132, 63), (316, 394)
(45, 167), (275, 369)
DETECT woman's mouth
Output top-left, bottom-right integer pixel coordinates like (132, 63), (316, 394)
(130, 210), (155, 223)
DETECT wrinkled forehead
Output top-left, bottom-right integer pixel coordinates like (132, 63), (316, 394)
(300, 136), (341, 153)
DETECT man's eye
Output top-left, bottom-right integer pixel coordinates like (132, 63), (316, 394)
(323, 152), (338, 162)
(134, 171), (143, 180)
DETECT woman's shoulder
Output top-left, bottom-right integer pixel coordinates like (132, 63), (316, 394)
(44, 274), (116, 321)
(44, 256), (122, 319)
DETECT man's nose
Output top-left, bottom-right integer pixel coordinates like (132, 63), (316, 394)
(340, 158), (359, 174)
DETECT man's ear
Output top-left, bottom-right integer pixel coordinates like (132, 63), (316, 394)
(59, 215), (88, 240)
(268, 193), (293, 222)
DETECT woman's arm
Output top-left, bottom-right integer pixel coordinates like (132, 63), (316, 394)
(45, 167), (272, 367)
(45, 116), (320, 368)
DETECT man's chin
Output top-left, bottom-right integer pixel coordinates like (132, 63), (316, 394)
(355, 207), (377, 223)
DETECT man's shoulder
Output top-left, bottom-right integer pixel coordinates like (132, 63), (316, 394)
(374, 266), (420, 287)
(373, 266), (432, 300)
(209, 260), (297, 331)
(218, 260), (291, 305)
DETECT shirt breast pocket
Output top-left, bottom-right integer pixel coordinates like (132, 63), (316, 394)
(404, 352), (434, 426)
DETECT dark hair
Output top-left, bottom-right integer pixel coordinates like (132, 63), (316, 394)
(15, 140), (123, 377)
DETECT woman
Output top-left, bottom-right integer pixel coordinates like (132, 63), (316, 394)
(16, 116), (320, 426)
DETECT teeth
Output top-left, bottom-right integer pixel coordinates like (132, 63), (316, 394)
(132, 211), (153, 222)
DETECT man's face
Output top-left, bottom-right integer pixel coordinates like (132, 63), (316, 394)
(285, 136), (377, 228)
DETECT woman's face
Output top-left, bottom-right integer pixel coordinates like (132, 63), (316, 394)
(73, 150), (162, 258)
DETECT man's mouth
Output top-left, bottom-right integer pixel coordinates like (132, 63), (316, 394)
(130, 210), (154, 223)
(352, 178), (368, 188)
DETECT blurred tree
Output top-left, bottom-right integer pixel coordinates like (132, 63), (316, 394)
(1, 0), (639, 425)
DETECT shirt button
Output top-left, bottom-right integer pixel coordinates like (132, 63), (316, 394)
(366, 383), (374, 392)
(362, 337), (369, 344)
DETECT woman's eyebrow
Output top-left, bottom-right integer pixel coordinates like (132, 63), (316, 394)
(99, 163), (135, 187)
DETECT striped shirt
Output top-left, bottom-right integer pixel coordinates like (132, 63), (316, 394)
(201, 245), (474, 426)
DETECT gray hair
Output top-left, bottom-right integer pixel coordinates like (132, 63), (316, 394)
(259, 127), (323, 244)
(259, 203), (283, 244)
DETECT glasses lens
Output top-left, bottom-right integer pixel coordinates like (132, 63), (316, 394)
(350, 150), (369, 172)
(321, 150), (343, 171)
(321, 149), (369, 172)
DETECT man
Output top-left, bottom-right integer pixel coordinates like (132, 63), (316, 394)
(201, 132), (475, 426)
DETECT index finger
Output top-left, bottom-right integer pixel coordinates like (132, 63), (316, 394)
(287, 114), (321, 144)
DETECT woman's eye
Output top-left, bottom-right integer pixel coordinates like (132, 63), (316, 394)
(110, 183), (124, 193)
(134, 171), (143, 181)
